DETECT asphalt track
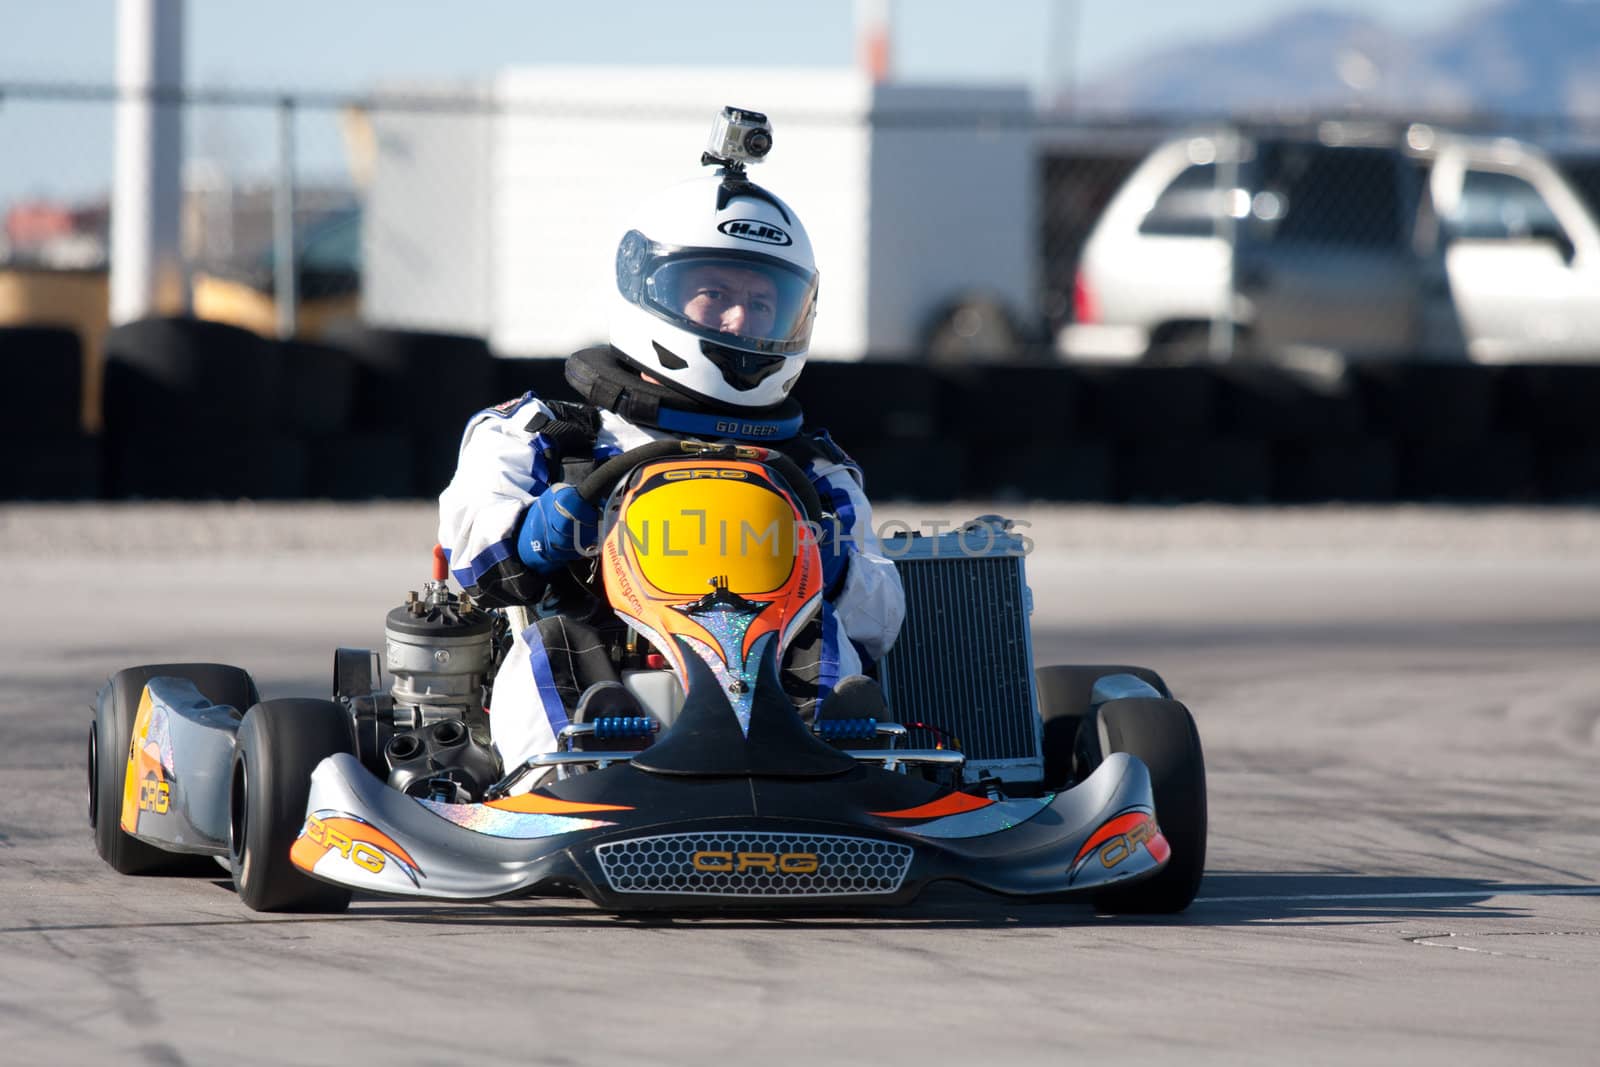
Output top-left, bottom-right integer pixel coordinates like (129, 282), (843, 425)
(1, 503), (1596, 1065)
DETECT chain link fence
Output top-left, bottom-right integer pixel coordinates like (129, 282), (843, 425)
(5, 80), (1600, 365)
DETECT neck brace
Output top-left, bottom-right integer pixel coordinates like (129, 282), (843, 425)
(565, 346), (804, 442)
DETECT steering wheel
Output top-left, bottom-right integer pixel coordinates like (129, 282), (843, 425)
(575, 439), (825, 528)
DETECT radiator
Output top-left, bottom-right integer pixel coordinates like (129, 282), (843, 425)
(878, 517), (1043, 783)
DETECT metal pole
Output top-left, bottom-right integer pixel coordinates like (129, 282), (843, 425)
(1044, 0), (1080, 110)
(110, 0), (185, 324)
(1209, 127), (1239, 361)
(274, 96), (298, 339)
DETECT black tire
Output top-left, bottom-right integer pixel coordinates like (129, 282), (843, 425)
(102, 317), (278, 434)
(104, 431), (310, 501)
(276, 338), (357, 435)
(922, 296), (1029, 364)
(322, 325), (496, 496)
(91, 663), (260, 875)
(1034, 665), (1170, 788)
(0, 326), (83, 432)
(0, 432), (100, 500)
(1075, 696), (1206, 914)
(229, 698), (355, 913)
(1143, 323), (1214, 364)
(322, 325), (495, 432)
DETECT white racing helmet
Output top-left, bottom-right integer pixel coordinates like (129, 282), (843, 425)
(609, 172), (818, 408)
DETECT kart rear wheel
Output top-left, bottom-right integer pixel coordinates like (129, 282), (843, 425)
(1075, 696), (1206, 914)
(1034, 665), (1170, 788)
(91, 663), (259, 876)
(230, 699), (355, 913)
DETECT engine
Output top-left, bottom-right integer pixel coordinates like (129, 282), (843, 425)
(376, 567), (499, 803)
(384, 584), (492, 727)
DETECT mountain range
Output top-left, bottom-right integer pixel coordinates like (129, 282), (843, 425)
(1076, 0), (1600, 120)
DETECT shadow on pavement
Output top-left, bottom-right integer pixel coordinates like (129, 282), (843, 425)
(1186, 871), (1598, 923)
(9, 871), (1591, 936)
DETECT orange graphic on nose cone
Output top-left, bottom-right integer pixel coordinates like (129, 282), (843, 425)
(1072, 810), (1169, 874)
(291, 812), (423, 884)
(870, 791), (994, 820)
(485, 794), (633, 815)
(600, 457), (822, 681)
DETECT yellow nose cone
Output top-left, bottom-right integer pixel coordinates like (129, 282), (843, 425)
(620, 475), (799, 596)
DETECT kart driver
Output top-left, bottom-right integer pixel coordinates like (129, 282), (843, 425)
(437, 141), (906, 784)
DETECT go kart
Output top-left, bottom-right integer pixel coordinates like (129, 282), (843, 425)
(90, 440), (1206, 914)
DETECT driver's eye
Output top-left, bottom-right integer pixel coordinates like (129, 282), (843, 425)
(699, 288), (724, 302)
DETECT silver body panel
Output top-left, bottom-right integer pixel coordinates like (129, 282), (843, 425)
(123, 676), (244, 856)
(293, 750), (1163, 902)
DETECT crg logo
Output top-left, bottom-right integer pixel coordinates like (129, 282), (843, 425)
(1100, 817), (1158, 869)
(718, 219), (792, 246)
(305, 814), (387, 874)
(691, 851), (820, 874)
(661, 468), (749, 481)
(138, 778), (170, 814)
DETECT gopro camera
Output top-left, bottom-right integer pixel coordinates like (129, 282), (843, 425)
(705, 106), (773, 166)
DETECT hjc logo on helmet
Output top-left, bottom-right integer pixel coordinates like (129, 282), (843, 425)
(718, 219), (792, 246)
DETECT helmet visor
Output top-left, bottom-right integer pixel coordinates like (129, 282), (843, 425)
(618, 232), (817, 355)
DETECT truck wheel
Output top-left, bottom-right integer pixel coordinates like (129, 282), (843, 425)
(91, 663), (259, 875)
(1075, 696), (1206, 914)
(923, 296), (1029, 363)
(230, 699), (355, 913)
(1143, 323), (1214, 364)
(1034, 665), (1170, 788)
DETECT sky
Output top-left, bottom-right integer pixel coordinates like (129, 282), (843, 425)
(4, 0), (1481, 90)
(0, 0), (1485, 207)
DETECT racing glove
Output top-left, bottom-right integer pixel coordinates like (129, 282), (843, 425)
(516, 484), (600, 573)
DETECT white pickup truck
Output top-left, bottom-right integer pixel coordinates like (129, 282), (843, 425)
(1060, 123), (1600, 363)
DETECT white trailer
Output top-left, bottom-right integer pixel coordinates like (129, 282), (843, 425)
(363, 68), (1034, 360)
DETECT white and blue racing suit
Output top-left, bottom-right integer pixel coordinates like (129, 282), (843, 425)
(437, 392), (906, 776)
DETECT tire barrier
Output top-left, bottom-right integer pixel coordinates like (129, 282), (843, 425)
(970, 441), (1113, 502)
(930, 366), (1087, 499)
(1114, 439), (1274, 504)
(1, 432), (100, 499)
(1540, 445), (1600, 501)
(1212, 363), (1366, 442)
(304, 432), (416, 501)
(103, 318), (281, 434)
(1499, 364), (1600, 441)
(802, 361), (941, 448)
(494, 356), (574, 406)
(1397, 435), (1539, 502)
(1073, 366), (1218, 441)
(320, 325), (496, 499)
(12, 324), (1600, 503)
(105, 434), (310, 501)
(0, 326), (83, 433)
(848, 440), (969, 502)
(101, 318), (296, 500)
(277, 340), (357, 436)
(321, 324), (495, 432)
(1271, 439), (1398, 503)
(1497, 365), (1600, 501)
(1348, 363), (1499, 444)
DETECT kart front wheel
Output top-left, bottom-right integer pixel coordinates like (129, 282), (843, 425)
(1075, 696), (1207, 914)
(1034, 665), (1170, 788)
(91, 663), (258, 875)
(230, 698), (355, 913)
